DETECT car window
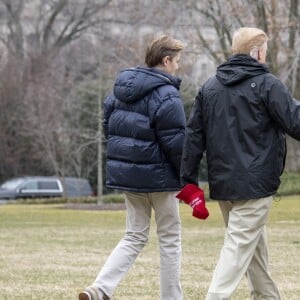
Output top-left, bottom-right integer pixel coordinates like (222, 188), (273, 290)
(1, 178), (24, 190)
(38, 181), (59, 190)
(22, 181), (38, 190)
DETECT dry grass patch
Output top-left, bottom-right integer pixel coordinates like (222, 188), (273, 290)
(0, 196), (299, 299)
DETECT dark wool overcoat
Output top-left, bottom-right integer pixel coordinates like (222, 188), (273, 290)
(181, 54), (300, 200)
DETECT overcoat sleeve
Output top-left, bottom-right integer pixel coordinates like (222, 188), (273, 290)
(264, 77), (300, 140)
(180, 90), (206, 186)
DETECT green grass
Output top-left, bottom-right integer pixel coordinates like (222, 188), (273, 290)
(0, 197), (299, 299)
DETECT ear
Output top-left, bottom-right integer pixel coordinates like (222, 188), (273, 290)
(250, 49), (258, 60)
(162, 56), (169, 66)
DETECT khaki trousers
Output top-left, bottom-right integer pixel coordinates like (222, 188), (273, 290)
(206, 196), (281, 300)
(93, 191), (183, 300)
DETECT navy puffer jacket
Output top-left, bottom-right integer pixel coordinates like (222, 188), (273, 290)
(103, 67), (186, 192)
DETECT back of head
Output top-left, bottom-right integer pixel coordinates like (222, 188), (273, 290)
(232, 27), (268, 58)
(145, 35), (184, 68)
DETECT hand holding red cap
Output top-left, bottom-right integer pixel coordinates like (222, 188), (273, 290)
(176, 184), (209, 219)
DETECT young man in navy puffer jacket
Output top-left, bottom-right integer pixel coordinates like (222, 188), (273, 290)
(79, 35), (186, 300)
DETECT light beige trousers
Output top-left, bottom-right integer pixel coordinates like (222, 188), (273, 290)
(206, 196), (281, 300)
(93, 191), (183, 300)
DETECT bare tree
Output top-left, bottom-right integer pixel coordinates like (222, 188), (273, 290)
(0, 0), (182, 193)
(0, 0), (111, 184)
(4, 0), (298, 188)
(0, 0), (111, 59)
(181, 0), (299, 79)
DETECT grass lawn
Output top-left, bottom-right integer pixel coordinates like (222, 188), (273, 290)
(0, 196), (299, 299)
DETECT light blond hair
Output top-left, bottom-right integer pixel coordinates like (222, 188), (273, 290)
(145, 35), (184, 68)
(232, 27), (268, 56)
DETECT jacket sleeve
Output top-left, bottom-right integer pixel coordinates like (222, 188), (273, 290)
(180, 90), (206, 186)
(102, 94), (115, 139)
(154, 94), (186, 175)
(264, 77), (300, 140)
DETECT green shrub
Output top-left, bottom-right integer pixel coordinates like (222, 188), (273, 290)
(8, 196), (95, 205)
(277, 171), (300, 196)
(7, 193), (125, 205)
(200, 171), (300, 200)
(100, 193), (125, 203)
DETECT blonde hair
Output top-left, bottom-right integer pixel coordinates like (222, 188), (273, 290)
(232, 27), (268, 57)
(145, 35), (184, 68)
